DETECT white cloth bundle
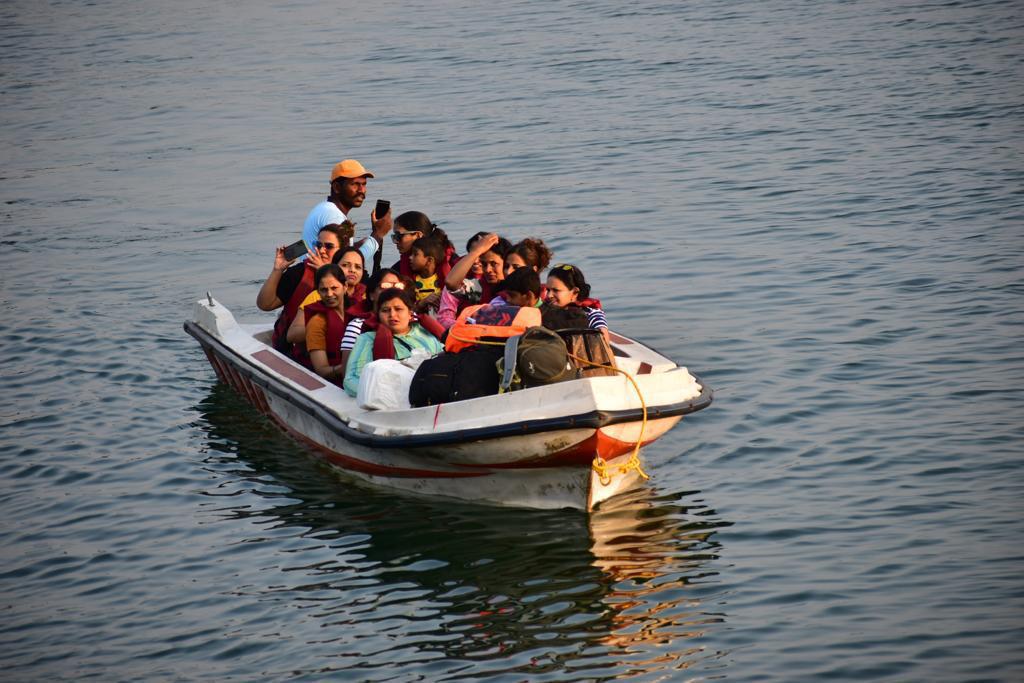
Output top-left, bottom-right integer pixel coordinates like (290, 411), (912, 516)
(356, 359), (416, 410)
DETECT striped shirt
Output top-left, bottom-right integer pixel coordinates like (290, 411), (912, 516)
(340, 318), (364, 351)
(585, 307), (608, 331)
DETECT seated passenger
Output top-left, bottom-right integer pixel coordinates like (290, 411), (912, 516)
(438, 232), (512, 328)
(408, 235), (445, 315)
(504, 237), (553, 276)
(343, 288), (445, 397)
(493, 266), (543, 310)
(304, 264), (352, 384)
(256, 223), (351, 355)
(390, 211), (460, 280)
(285, 246), (366, 348)
(338, 268), (415, 371)
(542, 264), (610, 342)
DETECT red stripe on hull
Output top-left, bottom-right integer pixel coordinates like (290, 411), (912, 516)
(202, 346), (228, 382)
(261, 405), (489, 480)
(251, 384), (270, 414)
(251, 350), (325, 391)
(455, 430), (653, 470)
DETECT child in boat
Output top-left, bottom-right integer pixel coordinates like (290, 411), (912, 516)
(304, 264), (352, 384)
(438, 232), (512, 328)
(407, 235), (445, 315)
(390, 211), (460, 281)
(343, 288), (444, 397)
(542, 263), (609, 343)
(494, 266), (543, 310)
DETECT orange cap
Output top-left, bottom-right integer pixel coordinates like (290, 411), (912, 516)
(330, 159), (374, 181)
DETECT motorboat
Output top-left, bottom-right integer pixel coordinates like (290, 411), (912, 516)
(184, 295), (712, 510)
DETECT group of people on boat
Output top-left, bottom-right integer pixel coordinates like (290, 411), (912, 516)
(256, 159), (609, 396)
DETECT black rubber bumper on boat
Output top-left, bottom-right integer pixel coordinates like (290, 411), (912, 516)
(185, 321), (713, 449)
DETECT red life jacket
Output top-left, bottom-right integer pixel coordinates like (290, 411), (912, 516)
(362, 313), (445, 361)
(302, 302), (347, 368)
(573, 297), (602, 310)
(272, 264), (316, 353)
(346, 282), (367, 312)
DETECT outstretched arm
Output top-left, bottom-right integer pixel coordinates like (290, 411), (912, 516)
(256, 246), (292, 311)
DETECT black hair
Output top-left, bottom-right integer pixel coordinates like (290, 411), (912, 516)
(547, 263), (592, 300)
(395, 211), (454, 252)
(410, 235), (445, 267)
(331, 246), (365, 268)
(466, 231), (489, 252)
(511, 237), (553, 272)
(500, 266), (541, 297)
(319, 221), (355, 246)
(375, 285), (416, 313)
(485, 236), (513, 260)
(315, 263), (345, 289)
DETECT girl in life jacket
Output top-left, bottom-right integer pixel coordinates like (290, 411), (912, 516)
(285, 247), (366, 353)
(542, 263), (610, 343)
(342, 287), (444, 397)
(304, 264), (354, 384)
(438, 232), (512, 329)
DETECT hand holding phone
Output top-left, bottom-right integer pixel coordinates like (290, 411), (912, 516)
(374, 199), (391, 220)
(282, 239), (308, 261)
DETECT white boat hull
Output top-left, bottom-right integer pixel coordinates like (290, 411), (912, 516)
(185, 297), (711, 510)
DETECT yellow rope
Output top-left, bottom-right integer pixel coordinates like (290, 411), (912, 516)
(564, 350), (650, 485)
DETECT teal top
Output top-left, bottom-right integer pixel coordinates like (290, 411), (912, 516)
(343, 324), (444, 397)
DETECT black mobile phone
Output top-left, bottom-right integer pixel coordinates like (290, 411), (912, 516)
(374, 199), (391, 219)
(282, 239), (308, 261)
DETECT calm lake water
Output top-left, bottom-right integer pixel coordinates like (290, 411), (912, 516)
(2, 0), (1022, 680)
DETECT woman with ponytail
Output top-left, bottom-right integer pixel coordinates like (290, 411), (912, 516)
(542, 263), (610, 343)
(390, 211), (460, 281)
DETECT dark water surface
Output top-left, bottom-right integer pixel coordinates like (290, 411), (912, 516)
(2, 0), (1022, 680)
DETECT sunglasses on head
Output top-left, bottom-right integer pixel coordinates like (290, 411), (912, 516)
(314, 241), (338, 250)
(378, 281), (406, 290)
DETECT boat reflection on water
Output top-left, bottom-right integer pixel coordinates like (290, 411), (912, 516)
(588, 489), (731, 673)
(194, 384), (731, 679)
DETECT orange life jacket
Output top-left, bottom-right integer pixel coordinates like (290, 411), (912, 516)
(445, 304), (542, 353)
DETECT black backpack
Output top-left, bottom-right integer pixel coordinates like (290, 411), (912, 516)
(540, 304), (590, 331)
(408, 346), (503, 407)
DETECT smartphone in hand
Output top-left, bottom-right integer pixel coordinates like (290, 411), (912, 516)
(282, 239), (308, 261)
(374, 199), (391, 219)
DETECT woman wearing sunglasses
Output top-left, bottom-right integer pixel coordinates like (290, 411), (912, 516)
(389, 211), (460, 281)
(256, 222), (353, 356)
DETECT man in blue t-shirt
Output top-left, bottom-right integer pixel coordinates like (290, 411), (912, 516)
(302, 159), (391, 267)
